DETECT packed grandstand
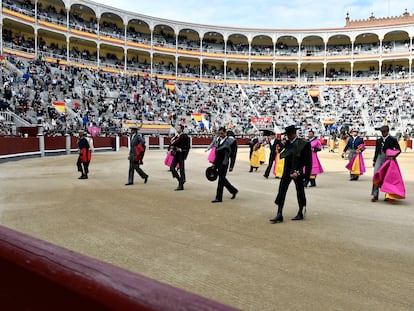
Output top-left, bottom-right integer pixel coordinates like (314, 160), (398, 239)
(1, 0), (414, 139)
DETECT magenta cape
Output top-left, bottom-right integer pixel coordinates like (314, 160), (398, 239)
(164, 152), (179, 168)
(345, 153), (366, 175)
(373, 158), (406, 199)
(310, 139), (324, 175)
(207, 146), (216, 163)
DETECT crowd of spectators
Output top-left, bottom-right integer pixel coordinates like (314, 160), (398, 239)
(1, 53), (414, 141)
(3, 27), (413, 83)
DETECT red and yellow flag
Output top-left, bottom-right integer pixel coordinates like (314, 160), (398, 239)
(53, 101), (65, 114)
(165, 82), (175, 92)
(191, 113), (202, 122)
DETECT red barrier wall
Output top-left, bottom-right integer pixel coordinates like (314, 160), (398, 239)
(0, 225), (239, 311)
(0, 137), (39, 155)
(44, 136), (66, 150)
(0, 136), (411, 156)
(148, 137), (159, 145)
(95, 137), (115, 149)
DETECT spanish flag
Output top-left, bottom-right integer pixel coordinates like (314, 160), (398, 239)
(165, 82), (175, 92)
(53, 101), (65, 114)
(191, 113), (202, 122)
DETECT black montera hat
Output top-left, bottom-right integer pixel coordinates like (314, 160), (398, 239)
(205, 166), (218, 182)
(282, 125), (299, 135)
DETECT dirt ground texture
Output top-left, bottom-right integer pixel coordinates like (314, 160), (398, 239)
(1, 146), (414, 311)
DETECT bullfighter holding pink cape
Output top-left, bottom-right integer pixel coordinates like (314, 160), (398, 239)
(345, 143), (366, 179)
(373, 149), (405, 202)
(343, 129), (365, 180)
(307, 130), (324, 187)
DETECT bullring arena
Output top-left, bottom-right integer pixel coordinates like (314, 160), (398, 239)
(1, 0), (414, 309)
(1, 146), (414, 310)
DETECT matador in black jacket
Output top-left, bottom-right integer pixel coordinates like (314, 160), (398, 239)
(270, 125), (312, 223)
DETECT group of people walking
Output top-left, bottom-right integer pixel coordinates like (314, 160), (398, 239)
(76, 122), (406, 224)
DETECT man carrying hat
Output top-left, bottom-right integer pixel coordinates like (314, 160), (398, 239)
(269, 125), (312, 223)
(169, 124), (190, 191)
(125, 124), (148, 186)
(210, 127), (238, 203)
(371, 125), (401, 202)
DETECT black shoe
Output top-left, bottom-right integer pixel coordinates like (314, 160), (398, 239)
(269, 214), (283, 223)
(125, 183), (133, 186)
(291, 214), (304, 221)
(231, 190), (238, 200)
(175, 185), (184, 191)
(211, 199), (222, 203)
(79, 175), (87, 179)
(263, 175), (268, 179)
(144, 176), (148, 183)
(371, 196), (378, 202)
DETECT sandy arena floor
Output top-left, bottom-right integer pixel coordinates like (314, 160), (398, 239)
(1, 147), (413, 311)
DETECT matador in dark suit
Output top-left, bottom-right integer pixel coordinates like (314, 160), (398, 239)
(270, 125), (312, 223)
(125, 125), (148, 186)
(169, 124), (190, 191)
(211, 127), (238, 203)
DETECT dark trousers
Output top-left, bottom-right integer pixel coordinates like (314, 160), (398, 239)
(77, 157), (89, 176)
(215, 165), (237, 201)
(275, 174), (306, 209)
(170, 154), (186, 185)
(128, 159), (148, 184)
(264, 154), (276, 177)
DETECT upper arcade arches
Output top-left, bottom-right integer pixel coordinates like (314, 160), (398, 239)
(326, 34), (352, 56)
(251, 35), (273, 56)
(100, 12), (124, 40)
(203, 32), (225, 54)
(301, 35), (324, 56)
(227, 34), (249, 54)
(153, 24), (176, 48)
(2, 0), (414, 85)
(37, 0), (67, 25)
(276, 36), (299, 56)
(127, 19), (151, 44)
(69, 3), (97, 34)
(178, 29), (201, 51)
